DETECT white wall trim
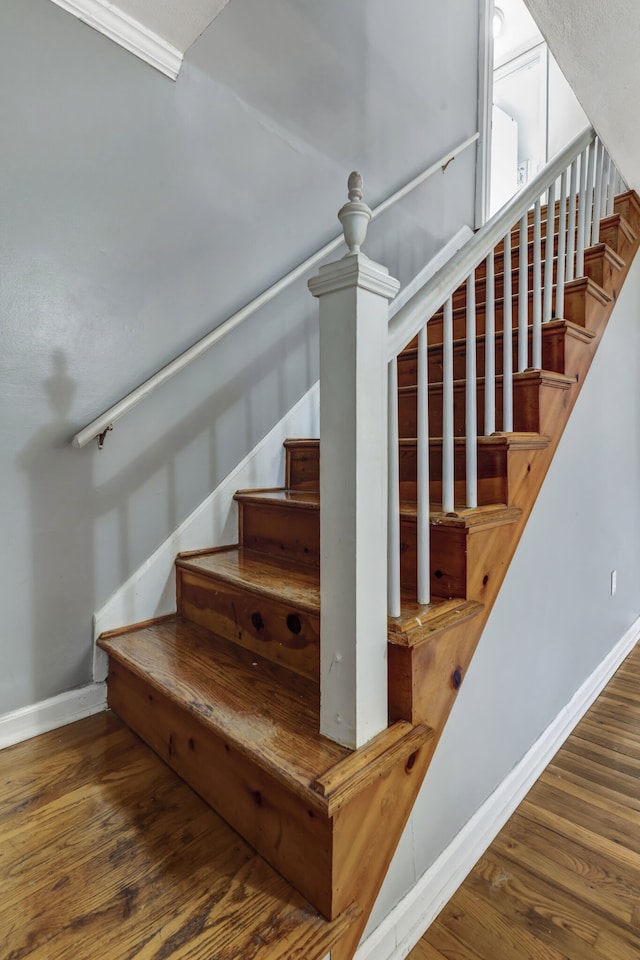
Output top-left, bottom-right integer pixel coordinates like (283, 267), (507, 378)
(0, 683), (106, 751)
(354, 617), (640, 960)
(48, 0), (183, 79)
(475, 0), (495, 228)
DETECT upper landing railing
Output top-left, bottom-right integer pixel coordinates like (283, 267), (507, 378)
(72, 132), (479, 450)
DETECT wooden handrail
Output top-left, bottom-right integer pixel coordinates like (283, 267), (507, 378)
(72, 132), (479, 449)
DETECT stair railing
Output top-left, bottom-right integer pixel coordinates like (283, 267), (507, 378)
(72, 132), (478, 450)
(385, 125), (625, 617)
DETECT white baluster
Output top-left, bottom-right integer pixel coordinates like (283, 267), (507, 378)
(484, 251), (495, 435)
(585, 139), (596, 249)
(543, 180), (556, 323)
(593, 139), (604, 244)
(576, 146), (588, 276)
(567, 159), (578, 282)
(417, 325), (430, 605)
(518, 216), (528, 372)
(606, 151), (616, 216)
(532, 199), (542, 368)
(502, 231), (513, 431)
(387, 358), (401, 619)
(556, 169), (568, 320)
(442, 297), (455, 513)
(466, 273), (477, 508)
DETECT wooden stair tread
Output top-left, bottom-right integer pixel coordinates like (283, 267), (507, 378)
(400, 500), (522, 529)
(99, 617), (434, 814)
(235, 488), (319, 508)
(400, 432), (550, 451)
(235, 485), (522, 529)
(99, 616), (346, 803)
(388, 597), (485, 645)
(178, 545), (321, 613)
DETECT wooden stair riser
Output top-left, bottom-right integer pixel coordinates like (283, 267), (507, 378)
(398, 374), (573, 438)
(399, 322), (591, 387)
(178, 566), (320, 681)
(287, 439), (510, 507)
(238, 498), (319, 568)
(423, 278), (608, 346)
(285, 441), (320, 491)
(399, 442), (508, 506)
(106, 660), (338, 917)
(476, 233), (561, 279)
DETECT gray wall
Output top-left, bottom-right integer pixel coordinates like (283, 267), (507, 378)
(0, 0), (479, 714)
(370, 250), (640, 930)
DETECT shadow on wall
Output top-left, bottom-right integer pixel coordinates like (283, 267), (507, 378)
(15, 305), (315, 703)
(18, 350), (94, 696)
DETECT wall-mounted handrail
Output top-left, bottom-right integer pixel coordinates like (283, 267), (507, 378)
(72, 131), (480, 449)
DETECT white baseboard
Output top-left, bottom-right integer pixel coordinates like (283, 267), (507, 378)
(354, 617), (640, 960)
(48, 0), (183, 79)
(0, 683), (107, 751)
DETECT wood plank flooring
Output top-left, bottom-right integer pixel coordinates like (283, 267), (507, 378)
(410, 641), (640, 960)
(0, 711), (354, 960)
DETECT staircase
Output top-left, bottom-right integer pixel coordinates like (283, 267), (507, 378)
(98, 181), (640, 959)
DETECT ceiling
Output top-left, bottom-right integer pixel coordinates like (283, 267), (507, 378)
(48, 0), (232, 77)
(112, 0), (231, 52)
(523, 0), (640, 188)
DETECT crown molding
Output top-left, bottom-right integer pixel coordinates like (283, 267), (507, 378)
(49, 0), (183, 80)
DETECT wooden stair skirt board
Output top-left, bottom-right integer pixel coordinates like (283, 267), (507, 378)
(99, 189), (640, 960)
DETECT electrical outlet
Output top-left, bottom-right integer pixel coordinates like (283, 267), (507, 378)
(611, 570), (617, 596)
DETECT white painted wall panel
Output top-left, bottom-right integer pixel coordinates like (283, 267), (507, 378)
(0, 0), (479, 714)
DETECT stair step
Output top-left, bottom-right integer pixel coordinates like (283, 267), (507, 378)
(600, 212), (637, 263)
(422, 276), (610, 345)
(177, 546), (320, 681)
(99, 617), (434, 921)
(398, 369), (575, 437)
(399, 432), (549, 506)
(284, 434), (548, 508)
(236, 488), (320, 567)
(398, 319), (595, 386)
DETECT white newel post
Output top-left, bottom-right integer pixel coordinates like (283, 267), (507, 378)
(308, 173), (400, 749)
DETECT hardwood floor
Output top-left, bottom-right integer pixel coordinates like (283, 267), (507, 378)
(2, 642), (639, 959)
(0, 711), (353, 960)
(410, 641), (640, 960)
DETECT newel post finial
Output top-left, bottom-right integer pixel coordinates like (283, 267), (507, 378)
(338, 171), (372, 256)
